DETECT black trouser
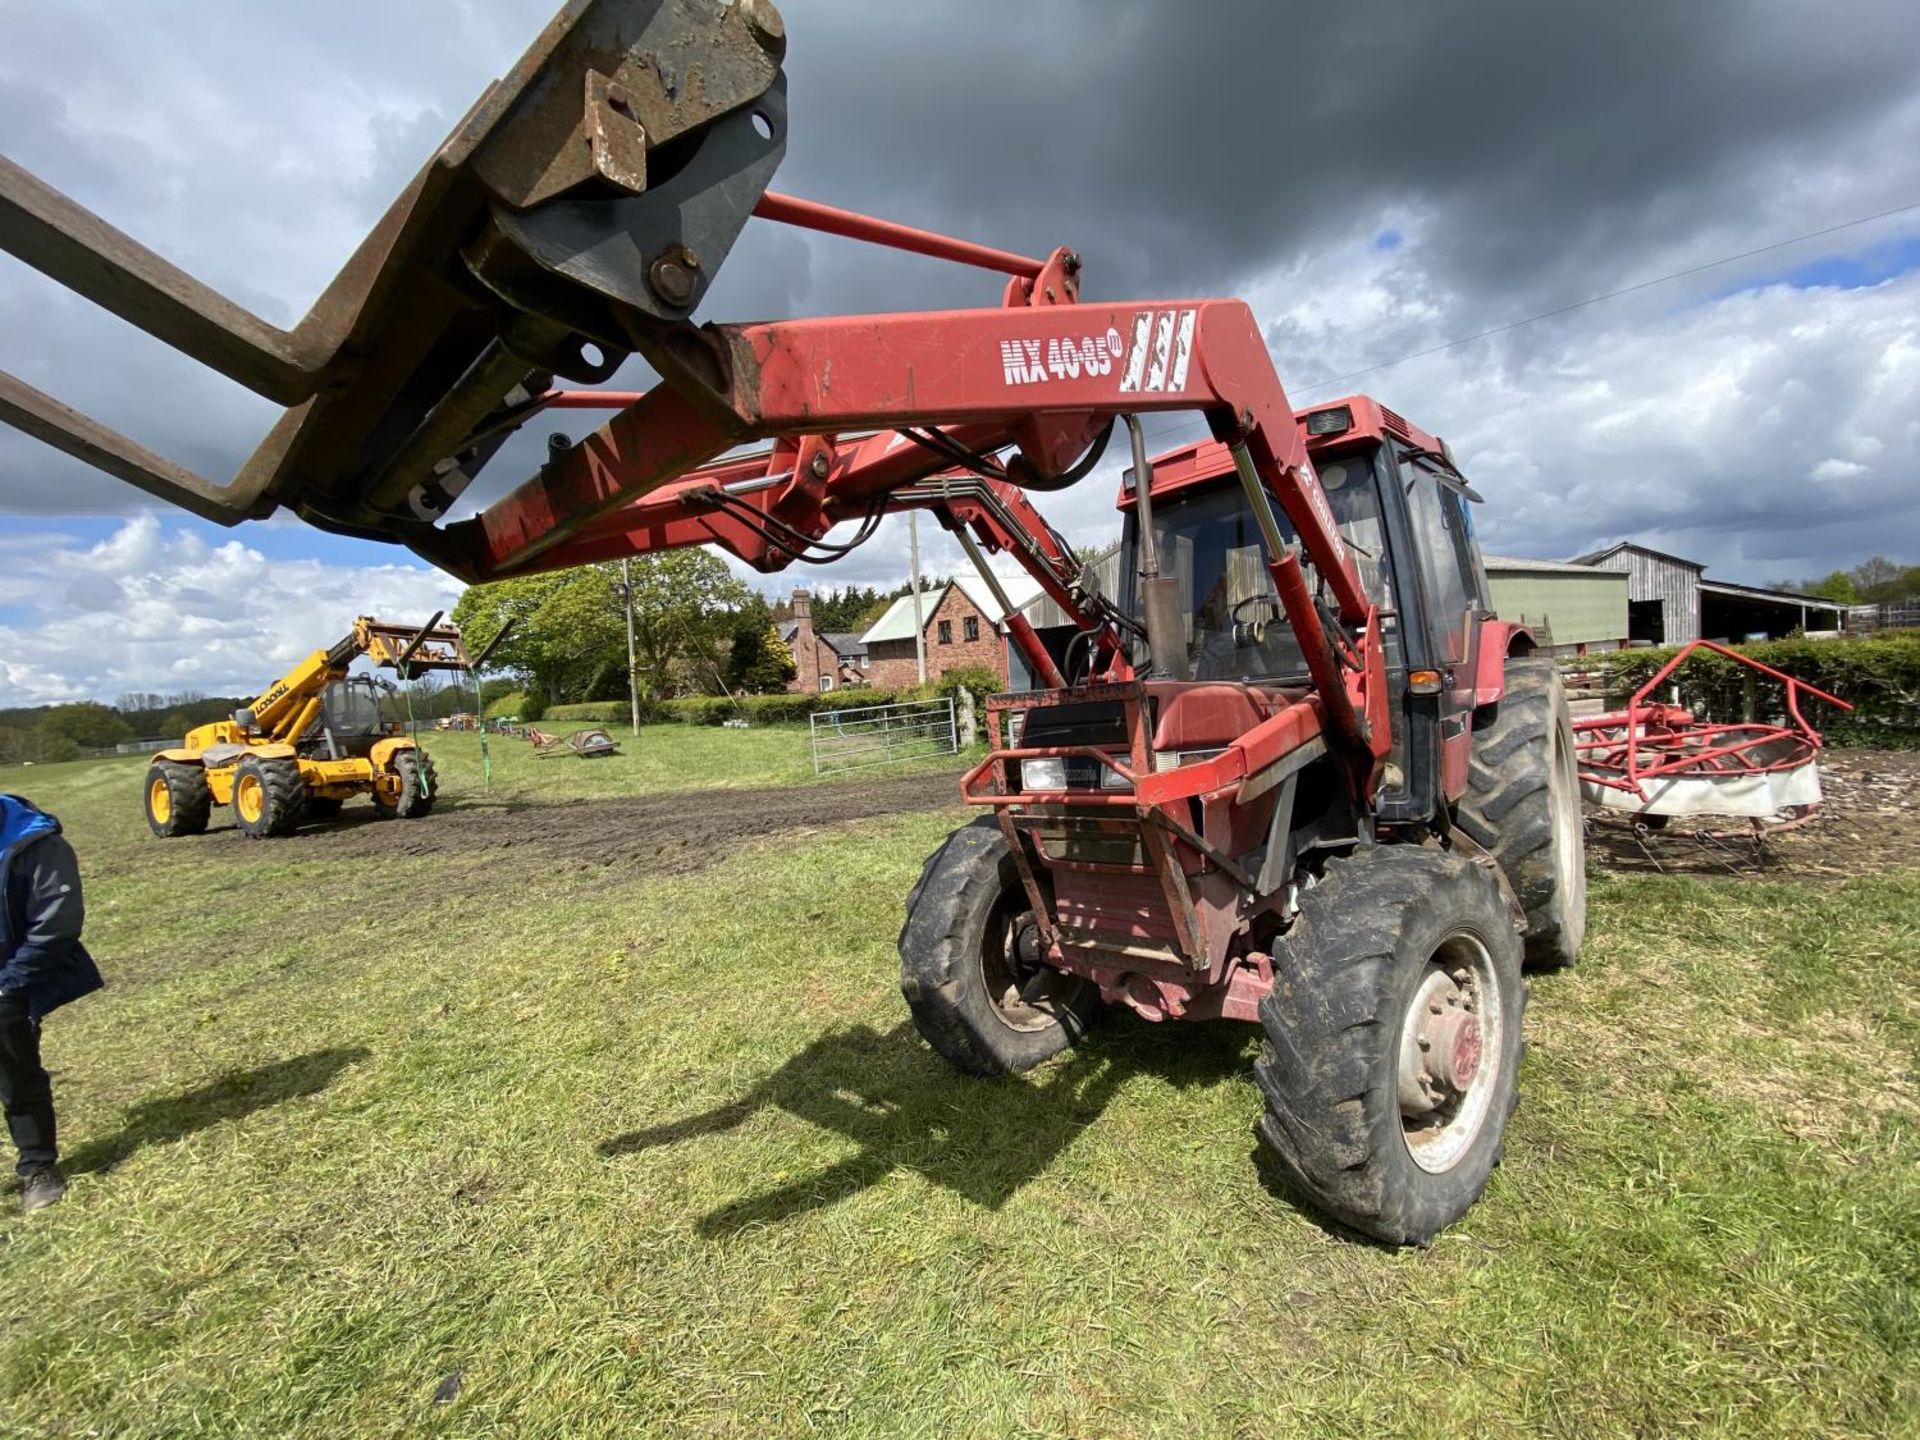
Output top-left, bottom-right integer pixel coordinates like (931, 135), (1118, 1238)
(0, 994), (56, 1176)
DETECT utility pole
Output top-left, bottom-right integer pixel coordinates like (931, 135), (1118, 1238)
(908, 511), (928, 683)
(621, 555), (641, 736)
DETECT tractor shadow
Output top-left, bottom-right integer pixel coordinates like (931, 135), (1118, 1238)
(599, 1020), (1256, 1237)
(62, 1046), (370, 1177)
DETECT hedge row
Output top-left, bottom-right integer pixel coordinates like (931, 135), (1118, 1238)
(519, 673), (1008, 730)
(1586, 631), (1920, 747)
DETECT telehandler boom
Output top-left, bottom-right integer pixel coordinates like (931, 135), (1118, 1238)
(3, 0), (1586, 1244)
(144, 615), (490, 839)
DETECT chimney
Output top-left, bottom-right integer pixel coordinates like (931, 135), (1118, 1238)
(790, 587), (814, 682)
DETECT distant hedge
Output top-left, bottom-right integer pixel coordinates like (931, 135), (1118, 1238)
(1588, 632), (1920, 747)
(529, 680), (1006, 730)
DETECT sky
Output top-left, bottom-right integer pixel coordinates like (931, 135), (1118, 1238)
(3, 0), (1918, 704)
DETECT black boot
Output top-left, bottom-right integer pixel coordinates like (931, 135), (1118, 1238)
(20, 1165), (67, 1213)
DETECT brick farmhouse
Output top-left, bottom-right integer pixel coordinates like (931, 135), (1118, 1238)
(779, 589), (869, 693)
(858, 575), (1037, 691)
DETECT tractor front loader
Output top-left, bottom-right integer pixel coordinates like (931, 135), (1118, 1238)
(5, 0), (1586, 1243)
(144, 615), (490, 839)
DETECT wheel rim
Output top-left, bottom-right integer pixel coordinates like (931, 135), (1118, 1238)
(980, 898), (1076, 1034)
(236, 773), (264, 824)
(1550, 720), (1584, 909)
(148, 776), (171, 823)
(1397, 932), (1505, 1175)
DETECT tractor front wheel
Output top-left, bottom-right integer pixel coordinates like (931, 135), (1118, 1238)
(899, 817), (1097, 1076)
(144, 760), (211, 838)
(231, 756), (304, 839)
(371, 750), (437, 820)
(1457, 657), (1587, 969)
(1253, 846), (1525, 1246)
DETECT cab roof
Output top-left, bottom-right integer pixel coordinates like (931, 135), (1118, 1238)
(1118, 394), (1446, 508)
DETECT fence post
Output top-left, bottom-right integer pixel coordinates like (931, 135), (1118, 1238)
(957, 688), (976, 748)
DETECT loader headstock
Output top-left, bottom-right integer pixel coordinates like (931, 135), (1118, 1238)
(0, 0), (788, 538)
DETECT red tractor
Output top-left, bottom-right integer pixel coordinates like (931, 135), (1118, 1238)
(0, 0), (1584, 1243)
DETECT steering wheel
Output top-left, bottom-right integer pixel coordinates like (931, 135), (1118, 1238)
(1231, 594), (1283, 625)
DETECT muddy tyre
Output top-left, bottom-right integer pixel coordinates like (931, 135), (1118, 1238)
(899, 817), (1098, 1076)
(372, 750), (437, 820)
(1457, 658), (1586, 968)
(1253, 846), (1525, 1246)
(231, 755), (304, 839)
(144, 760), (212, 838)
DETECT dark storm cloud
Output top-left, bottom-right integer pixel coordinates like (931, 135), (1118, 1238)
(2, 0), (1918, 590)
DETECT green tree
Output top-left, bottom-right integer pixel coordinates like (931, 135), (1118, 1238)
(453, 552), (752, 705)
(37, 701), (133, 751)
(731, 617), (797, 693)
(1805, 570), (1860, 603)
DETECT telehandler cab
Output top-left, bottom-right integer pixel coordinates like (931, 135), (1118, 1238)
(144, 615), (492, 839)
(3, 0), (1586, 1242)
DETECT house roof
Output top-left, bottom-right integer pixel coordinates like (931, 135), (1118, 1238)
(1697, 578), (1845, 608)
(822, 631), (867, 656)
(1483, 553), (1626, 577)
(1570, 540), (1706, 571)
(859, 574), (1042, 645)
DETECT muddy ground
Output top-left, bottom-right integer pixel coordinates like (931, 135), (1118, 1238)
(1586, 747), (1920, 882)
(203, 748), (1916, 890)
(224, 771), (966, 882)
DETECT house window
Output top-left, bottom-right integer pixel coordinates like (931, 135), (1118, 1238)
(963, 615), (979, 642)
(819, 674), (834, 692)
(937, 620), (953, 644)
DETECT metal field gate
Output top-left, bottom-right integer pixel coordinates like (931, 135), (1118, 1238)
(810, 697), (958, 776)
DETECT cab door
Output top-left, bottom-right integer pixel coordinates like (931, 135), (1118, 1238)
(1401, 463), (1485, 800)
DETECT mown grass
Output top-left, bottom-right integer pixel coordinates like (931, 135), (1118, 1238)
(0, 749), (1913, 1437)
(423, 723), (972, 804)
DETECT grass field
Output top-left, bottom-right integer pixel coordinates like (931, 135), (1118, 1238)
(0, 733), (1914, 1437)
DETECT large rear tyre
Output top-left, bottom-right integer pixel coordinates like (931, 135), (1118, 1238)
(1253, 846), (1525, 1246)
(899, 817), (1098, 1077)
(231, 755), (304, 839)
(1457, 657), (1587, 969)
(371, 749), (437, 820)
(144, 760), (211, 838)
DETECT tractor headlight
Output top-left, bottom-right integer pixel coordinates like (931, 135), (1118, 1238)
(1020, 757), (1067, 791)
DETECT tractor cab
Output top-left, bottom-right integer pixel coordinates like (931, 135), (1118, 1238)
(302, 675), (400, 760)
(1099, 397), (1498, 824)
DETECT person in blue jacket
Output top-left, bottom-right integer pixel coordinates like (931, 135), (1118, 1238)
(0, 794), (103, 1212)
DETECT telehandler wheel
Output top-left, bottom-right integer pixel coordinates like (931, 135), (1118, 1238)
(1253, 846), (1525, 1247)
(144, 760), (211, 838)
(899, 816), (1097, 1077)
(371, 750), (437, 820)
(1456, 657), (1587, 969)
(231, 755), (304, 839)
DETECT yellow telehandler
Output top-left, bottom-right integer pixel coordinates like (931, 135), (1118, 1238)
(143, 614), (494, 839)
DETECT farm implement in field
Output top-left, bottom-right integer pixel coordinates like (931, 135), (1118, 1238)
(1574, 639), (1852, 845)
(1, 0), (1589, 1244)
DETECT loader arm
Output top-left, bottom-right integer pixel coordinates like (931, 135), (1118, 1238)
(0, 0), (1383, 780)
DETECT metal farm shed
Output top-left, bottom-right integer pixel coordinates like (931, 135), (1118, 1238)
(1483, 555), (1630, 656)
(1571, 541), (1844, 643)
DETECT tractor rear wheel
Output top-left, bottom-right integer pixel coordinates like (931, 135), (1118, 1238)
(1456, 657), (1587, 968)
(899, 816), (1097, 1076)
(371, 750), (437, 820)
(1253, 846), (1525, 1246)
(231, 755), (304, 838)
(144, 760), (211, 838)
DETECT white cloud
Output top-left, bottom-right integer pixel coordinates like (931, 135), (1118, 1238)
(0, 515), (462, 706)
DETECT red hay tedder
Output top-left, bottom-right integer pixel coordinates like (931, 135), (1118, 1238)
(1, 0), (1617, 1243)
(1574, 640), (1851, 834)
